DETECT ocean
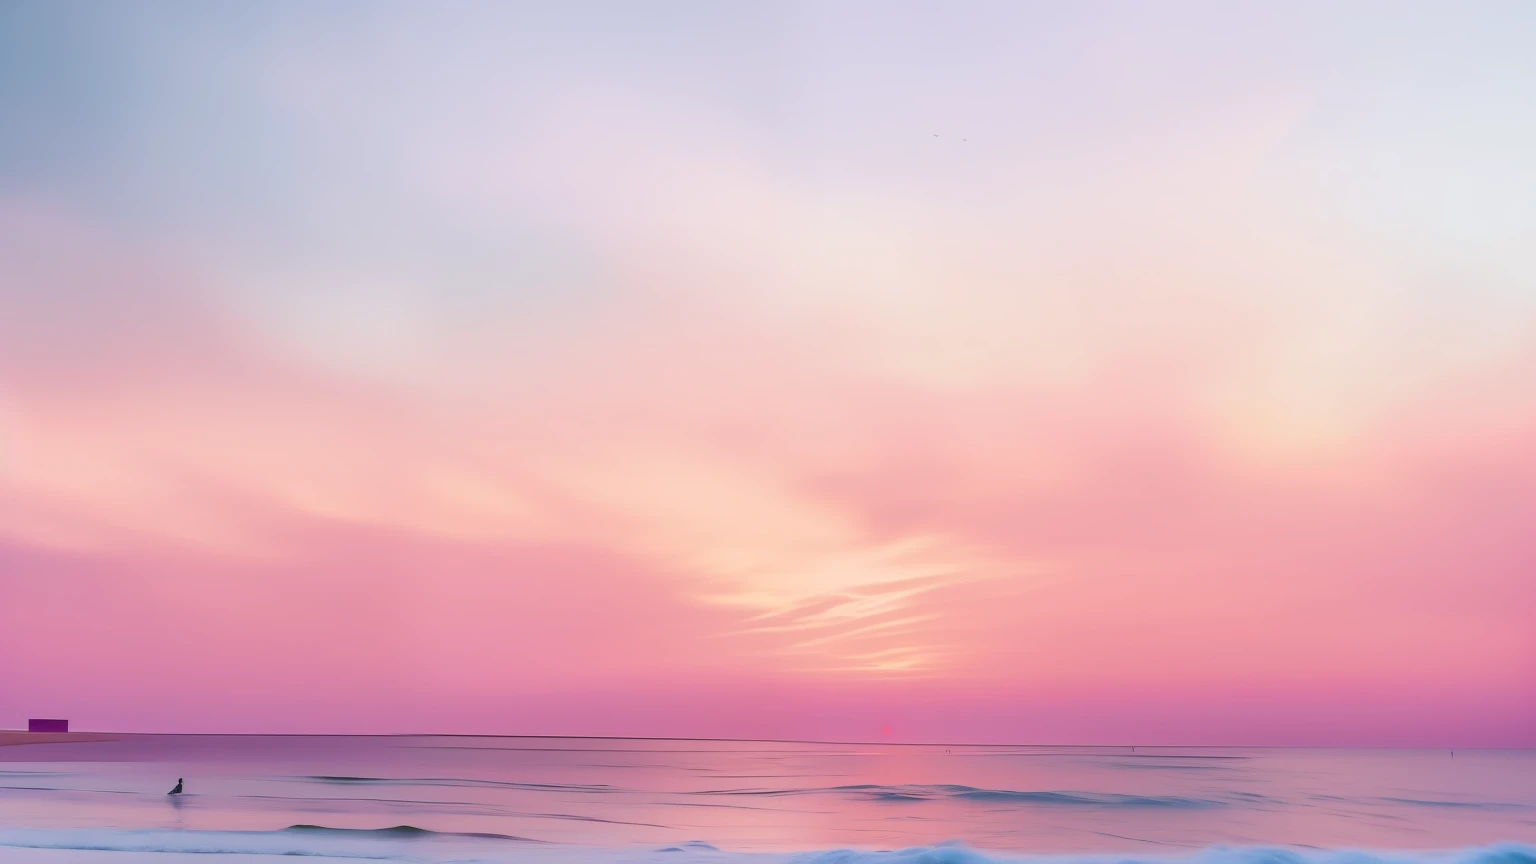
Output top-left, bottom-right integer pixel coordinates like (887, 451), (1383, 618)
(1, 736), (1532, 864)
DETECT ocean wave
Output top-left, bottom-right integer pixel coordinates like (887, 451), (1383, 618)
(694, 784), (1226, 808)
(298, 775), (620, 793)
(293, 777), (1224, 809)
(1309, 795), (1529, 812)
(1379, 798), (1529, 811)
(0, 825), (540, 859)
(1101, 762), (1231, 772)
(694, 844), (1533, 864)
(0, 829), (1531, 864)
(285, 824), (540, 841)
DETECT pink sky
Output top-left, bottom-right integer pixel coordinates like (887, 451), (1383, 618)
(1, 1), (1534, 744)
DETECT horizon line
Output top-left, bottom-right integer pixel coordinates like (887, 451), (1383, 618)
(4, 730), (1514, 750)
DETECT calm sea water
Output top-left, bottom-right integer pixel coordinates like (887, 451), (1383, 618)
(1, 736), (1533, 863)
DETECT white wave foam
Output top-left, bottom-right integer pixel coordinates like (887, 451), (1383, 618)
(0, 828), (1531, 864)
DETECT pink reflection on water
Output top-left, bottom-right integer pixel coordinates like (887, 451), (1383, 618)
(2, 736), (1533, 852)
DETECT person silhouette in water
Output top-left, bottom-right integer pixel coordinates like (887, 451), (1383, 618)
(168, 778), (183, 795)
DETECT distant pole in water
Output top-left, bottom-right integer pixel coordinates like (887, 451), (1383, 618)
(168, 778), (183, 795)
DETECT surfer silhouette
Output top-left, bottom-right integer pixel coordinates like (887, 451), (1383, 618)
(168, 778), (183, 795)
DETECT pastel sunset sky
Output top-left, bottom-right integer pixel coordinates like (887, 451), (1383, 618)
(2, 0), (1533, 745)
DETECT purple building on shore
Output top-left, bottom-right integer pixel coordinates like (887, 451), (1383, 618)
(28, 719), (68, 733)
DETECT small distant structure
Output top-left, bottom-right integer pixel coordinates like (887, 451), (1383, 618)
(28, 719), (69, 733)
